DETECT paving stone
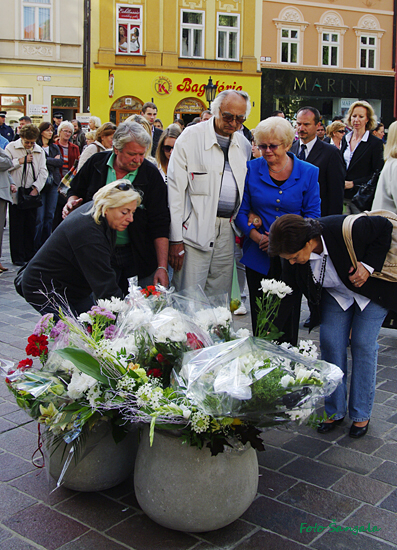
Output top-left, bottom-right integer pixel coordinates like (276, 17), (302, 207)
(280, 457), (345, 488)
(0, 401), (20, 416)
(372, 404), (397, 422)
(278, 482), (360, 522)
(0, 452), (35, 481)
(258, 467), (297, 497)
(257, 447), (297, 470)
(100, 473), (135, 499)
(0, 426), (38, 460)
(0, 484), (37, 520)
(374, 442), (397, 461)
(368, 416), (397, 437)
(370, 461), (397, 485)
(260, 427), (297, 446)
(241, 495), (325, 544)
(377, 356), (397, 367)
(197, 519), (257, 548)
(319, 446), (383, 475)
(0, 539), (40, 550)
(332, 472), (392, 505)
(387, 413), (397, 424)
(377, 379), (397, 393)
(58, 531), (131, 550)
(384, 394), (397, 408)
(281, 434), (331, 458)
(3, 503), (89, 550)
(106, 514), (198, 550)
(347, 504), (397, 545)
(55, 492), (135, 530)
(377, 367), (397, 380)
(233, 529), (309, 550)
(2, 409), (32, 426)
(378, 488), (397, 513)
(0, 416), (15, 433)
(311, 529), (396, 550)
(10, 470), (74, 505)
(374, 390), (393, 404)
(336, 433), (384, 454)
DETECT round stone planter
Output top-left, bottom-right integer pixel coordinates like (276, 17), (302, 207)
(134, 426), (258, 532)
(46, 421), (138, 492)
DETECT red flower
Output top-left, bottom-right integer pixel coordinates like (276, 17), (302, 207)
(148, 368), (162, 378)
(17, 358), (33, 371)
(186, 332), (204, 350)
(5, 370), (15, 384)
(25, 334), (48, 357)
(87, 325), (92, 334)
(156, 353), (165, 363)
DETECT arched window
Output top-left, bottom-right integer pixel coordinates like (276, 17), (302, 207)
(353, 15), (385, 71)
(273, 7), (308, 65)
(109, 96), (143, 125)
(315, 12), (348, 68)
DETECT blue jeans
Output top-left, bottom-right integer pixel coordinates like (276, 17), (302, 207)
(320, 290), (387, 422)
(34, 183), (59, 251)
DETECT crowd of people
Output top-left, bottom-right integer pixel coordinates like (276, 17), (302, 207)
(1, 94), (395, 440)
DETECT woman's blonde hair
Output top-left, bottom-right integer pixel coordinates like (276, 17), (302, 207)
(95, 122), (117, 143)
(345, 100), (377, 131)
(254, 116), (295, 148)
(90, 180), (142, 224)
(85, 131), (96, 141)
(326, 121), (346, 138)
(384, 121), (397, 160)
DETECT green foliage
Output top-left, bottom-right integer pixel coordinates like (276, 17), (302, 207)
(55, 348), (109, 384)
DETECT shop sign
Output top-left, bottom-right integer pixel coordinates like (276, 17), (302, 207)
(176, 77), (243, 98)
(28, 104), (49, 116)
(118, 6), (140, 20)
(154, 76), (173, 95)
(293, 76), (368, 95)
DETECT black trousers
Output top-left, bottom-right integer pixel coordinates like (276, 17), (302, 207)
(9, 203), (37, 264)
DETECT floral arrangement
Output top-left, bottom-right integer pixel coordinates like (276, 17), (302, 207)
(1, 281), (343, 467)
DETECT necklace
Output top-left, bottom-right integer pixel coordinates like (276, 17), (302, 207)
(307, 255), (327, 306)
(268, 157), (289, 174)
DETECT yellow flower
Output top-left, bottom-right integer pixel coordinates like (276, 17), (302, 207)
(127, 362), (140, 371)
(38, 402), (58, 425)
(232, 418), (243, 425)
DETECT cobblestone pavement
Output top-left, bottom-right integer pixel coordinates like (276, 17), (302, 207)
(1, 225), (397, 550)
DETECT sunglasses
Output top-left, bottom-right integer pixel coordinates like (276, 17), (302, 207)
(116, 183), (134, 191)
(219, 108), (246, 125)
(337, 129), (346, 134)
(257, 143), (281, 151)
(163, 145), (174, 153)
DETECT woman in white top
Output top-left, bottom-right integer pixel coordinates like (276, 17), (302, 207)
(326, 121), (346, 149)
(77, 123), (116, 172)
(155, 124), (181, 182)
(372, 121), (397, 212)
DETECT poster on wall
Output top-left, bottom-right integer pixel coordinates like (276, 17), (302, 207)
(116, 4), (142, 55)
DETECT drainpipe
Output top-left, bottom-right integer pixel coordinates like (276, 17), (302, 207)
(83, 0), (91, 112)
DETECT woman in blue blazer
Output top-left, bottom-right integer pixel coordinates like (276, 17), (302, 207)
(235, 116), (321, 334)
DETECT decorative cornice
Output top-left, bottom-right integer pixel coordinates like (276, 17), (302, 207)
(22, 45), (53, 56)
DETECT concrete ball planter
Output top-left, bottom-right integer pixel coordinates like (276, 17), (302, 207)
(134, 426), (259, 532)
(47, 421), (138, 492)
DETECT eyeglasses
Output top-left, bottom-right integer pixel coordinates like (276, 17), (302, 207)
(116, 183), (133, 191)
(163, 145), (174, 153)
(337, 129), (346, 134)
(219, 108), (246, 125)
(257, 143), (281, 151)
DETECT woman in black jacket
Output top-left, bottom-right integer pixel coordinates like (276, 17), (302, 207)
(341, 101), (384, 213)
(269, 213), (393, 439)
(34, 122), (63, 251)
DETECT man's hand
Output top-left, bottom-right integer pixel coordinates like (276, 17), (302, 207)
(154, 267), (169, 287)
(10, 184), (17, 194)
(62, 197), (83, 219)
(168, 243), (185, 271)
(349, 263), (370, 288)
(248, 211), (262, 229)
(345, 180), (354, 190)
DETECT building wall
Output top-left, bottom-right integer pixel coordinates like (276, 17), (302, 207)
(90, 0), (262, 128)
(0, 0), (84, 127)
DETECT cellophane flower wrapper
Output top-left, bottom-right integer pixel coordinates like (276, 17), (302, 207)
(173, 336), (343, 426)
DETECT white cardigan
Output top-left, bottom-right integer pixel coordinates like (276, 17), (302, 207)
(372, 157), (397, 213)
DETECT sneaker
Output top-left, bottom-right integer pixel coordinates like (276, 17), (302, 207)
(233, 303), (247, 315)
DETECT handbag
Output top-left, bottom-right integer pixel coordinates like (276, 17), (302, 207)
(16, 156), (42, 210)
(342, 209), (397, 282)
(351, 170), (381, 212)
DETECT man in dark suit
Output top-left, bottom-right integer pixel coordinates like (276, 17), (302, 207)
(291, 106), (345, 217)
(141, 102), (163, 156)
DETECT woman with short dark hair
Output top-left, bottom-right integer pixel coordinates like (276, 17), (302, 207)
(268, 213), (394, 438)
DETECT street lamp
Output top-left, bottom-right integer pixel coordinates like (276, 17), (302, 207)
(204, 77), (217, 108)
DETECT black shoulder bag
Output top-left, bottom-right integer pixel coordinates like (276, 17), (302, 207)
(17, 155), (43, 210)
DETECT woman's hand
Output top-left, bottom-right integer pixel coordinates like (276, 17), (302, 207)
(345, 180), (354, 189)
(248, 211), (262, 229)
(62, 196), (83, 218)
(249, 228), (269, 251)
(349, 263), (370, 288)
(29, 187), (39, 196)
(10, 184), (17, 193)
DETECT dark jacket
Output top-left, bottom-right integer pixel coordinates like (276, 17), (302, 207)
(0, 123), (14, 142)
(69, 151), (170, 278)
(37, 140), (63, 186)
(22, 202), (123, 306)
(341, 133), (384, 200)
(152, 126), (163, 156)
(278, 214), (394, 332)
(290, 138), (345, 216)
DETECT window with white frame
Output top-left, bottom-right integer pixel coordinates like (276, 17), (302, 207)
(22, 0), (51, 41)
(217, 13), (239, 61)
(180, 10), (204, 58)
(116, 4), (142, 55)
(322, 32), (339, 67)
(281, 28), (299, 64)
(360, 35), (376, 69)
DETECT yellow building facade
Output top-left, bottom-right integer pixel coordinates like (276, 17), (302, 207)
(259, 0), (395, 124)
(90, 0), (262, 128)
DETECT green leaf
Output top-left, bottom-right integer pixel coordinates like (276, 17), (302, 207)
(55, 348), (109, 384)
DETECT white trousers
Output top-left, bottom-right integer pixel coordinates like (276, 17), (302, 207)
(172, 217), (234, 297)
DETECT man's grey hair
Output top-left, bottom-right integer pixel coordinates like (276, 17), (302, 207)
(211, 90), (251, 120)
(113, 121), (152, 152)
